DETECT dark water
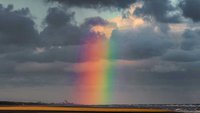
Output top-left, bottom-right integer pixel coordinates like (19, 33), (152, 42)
(105, 104), (200, 112)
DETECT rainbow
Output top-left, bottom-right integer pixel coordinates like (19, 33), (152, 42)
(75, 34), (115, 105)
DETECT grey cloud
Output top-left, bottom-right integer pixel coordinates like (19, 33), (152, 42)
(179, 0), (200, 22)
(1, 7), (110, 63)
(163, 49), (200, 62)
(102, 59), (200, 104)
(181, 29), (200, 50)
(80, 16), (110, 32)
(0, 5), (85, 88)
(0, 86), (75, 103)
(79, 16), (109, 43)
(41, 7), (82, 46)
(0, 60), (16, 74)
(150, 62), (185, 73)
(0, 45), (26, 54)
(135, 0), (181, 23)
(109, 26), (173, 60)
(41, 7), (108, 46)
(162, 28), (200, 62)
(48, 0), (136, 10)
(3, 46), (81, 63)
(40, 25), (82, 46)
(157, 23), (170, 34)
(0, 61), (77, 87)
(0, 72), (77, 87)
(0, 4), (39, 46)
(81, 16), (109, 26)
(45, 7), (75, 27)
(15, 62), (70, 73)
(49, 0), (200, 24)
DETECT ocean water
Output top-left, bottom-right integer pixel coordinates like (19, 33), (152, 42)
(75, 104), (200, 113)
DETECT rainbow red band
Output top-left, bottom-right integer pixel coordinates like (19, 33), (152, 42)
(75, 37), (114, 105)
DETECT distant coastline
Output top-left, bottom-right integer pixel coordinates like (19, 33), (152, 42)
(0, 101), (200, 112)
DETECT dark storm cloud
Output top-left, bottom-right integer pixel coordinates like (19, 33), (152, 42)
(0, 4), (39, 46)
(133, 70), (200, 104)
(106, 60), (200, 104)
(163, 29), (200, 62)
(181, 29), (200, 50)
(41, 7), (108, 46)
(157, 23), (170, 34)
(81, 16), (109, 26)
(45, 7), (75, 27)
(109, 26), (173, 60)
(0, 45), (25, 54)
(121, 69), (198, 89)
(0, 59), (77, 87)
(1, 6), (110, 64)
(0, 70), (77, 87)
(0, 60), (16, 74)
(41, 7), (82, 46)
(80, 16), (110, 32)
(135, 0), (181, 23)
(3, 46), (81, 63)
(179, 0), (200, 22)
(0, 5), (83, 88)
(40, 24), (82, 46)
(163, 49), (200, 62)
(79, 16), (109, 43)
(48, 0), (136, 9)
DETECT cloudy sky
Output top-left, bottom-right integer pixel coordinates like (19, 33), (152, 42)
(0, 0), (200, 104)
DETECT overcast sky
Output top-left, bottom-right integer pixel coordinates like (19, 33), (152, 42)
(0, 0), (200, 104)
